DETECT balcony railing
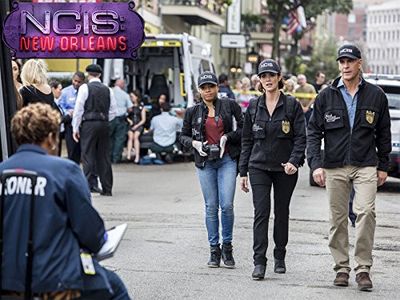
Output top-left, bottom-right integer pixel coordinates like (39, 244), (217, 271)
(162, 0), (226, 16)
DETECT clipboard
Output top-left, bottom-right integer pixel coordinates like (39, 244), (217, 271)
(96, 223), (127, 261)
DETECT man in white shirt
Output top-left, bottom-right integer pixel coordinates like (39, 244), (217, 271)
(72, 64), (117, 196)
(150, 102), (183, 161)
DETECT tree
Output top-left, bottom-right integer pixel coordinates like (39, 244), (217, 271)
(305, 36), (340, 82)
(267, 0), (353, 63)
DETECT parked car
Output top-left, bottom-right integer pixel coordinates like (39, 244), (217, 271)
(364, 74), (400, 179)
(309, 74), (400, 186)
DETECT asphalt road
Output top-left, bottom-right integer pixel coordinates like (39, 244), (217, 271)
(92, 162), (400, 300)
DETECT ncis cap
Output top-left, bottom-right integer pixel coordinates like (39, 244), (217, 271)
(336, 44), (362, 61)
(86, 64), (103, 74)
(257, 59), (281, 76)
(198, 71), (218, 87)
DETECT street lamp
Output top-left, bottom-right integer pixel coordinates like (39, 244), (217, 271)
(247, 49), (258, 64)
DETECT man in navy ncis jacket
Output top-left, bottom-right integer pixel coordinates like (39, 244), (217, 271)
(0, 144), (129, 298)
(307, 44), (391, 291)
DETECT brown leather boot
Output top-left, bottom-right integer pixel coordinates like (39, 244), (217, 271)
(333, 272), (349, 286)
(356, 272), (373, 291)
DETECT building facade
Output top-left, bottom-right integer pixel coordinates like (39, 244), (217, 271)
(367, 0), (400, 74)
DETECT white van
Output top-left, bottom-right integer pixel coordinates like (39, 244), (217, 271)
(101, 33), (214, 108)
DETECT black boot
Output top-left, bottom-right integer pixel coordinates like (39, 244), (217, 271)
(207, 245), (221, 268)
(252, 264), (266, 280)
(274, 259), (286, 274)
(221, 243), (235, 268)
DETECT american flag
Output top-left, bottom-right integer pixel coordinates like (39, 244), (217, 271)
(287, 10), (300, 35)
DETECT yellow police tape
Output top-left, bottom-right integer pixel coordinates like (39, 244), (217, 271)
(232, 90), (317, 100)
(292, 92), (317, 100)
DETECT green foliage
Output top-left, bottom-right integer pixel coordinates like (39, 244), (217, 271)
(266, 0), (353, 59)
(242, 13), (265, 31)
(242, 14), (265, 26)
(305, 37), (340, 81)
(216, 0), (233, 6)
(301, 0), (353, 18)
(284, 55), (302, 75)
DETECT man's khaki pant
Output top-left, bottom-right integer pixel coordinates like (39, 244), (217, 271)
(325, 166), (377, 274)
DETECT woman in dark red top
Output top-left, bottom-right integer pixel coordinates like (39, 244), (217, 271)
(180, 71), (243, 269)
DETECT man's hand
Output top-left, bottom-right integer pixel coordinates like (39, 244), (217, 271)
(312, 168), (326, 187)
(240, 176), (249, 193)
(377, 170), (388, 187)
(219, 135), (228, 158)
(192, 140), (208, 157)
(281, 162), (298, 175)
(73, 132), (80, 143)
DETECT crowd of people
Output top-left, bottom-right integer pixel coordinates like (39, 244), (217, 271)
(10, 58), (185, 188)
(0, 43), (391, 297)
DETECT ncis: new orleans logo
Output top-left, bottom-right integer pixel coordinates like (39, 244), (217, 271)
(2, 1), (145, 58)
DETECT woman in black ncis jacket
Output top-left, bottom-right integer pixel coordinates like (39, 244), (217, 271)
(238, 59), (306, 280)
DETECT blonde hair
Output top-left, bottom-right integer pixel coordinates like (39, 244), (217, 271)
(20, 59), (48, 86)
(241, 77), (251, 89)
(11, 103), (60, 146)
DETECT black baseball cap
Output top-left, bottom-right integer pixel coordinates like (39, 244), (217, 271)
(198, 71), (218, 87)
(257, 59), (281, 76)
(336, 44), (362, 61)
(86, 64), (103, 74)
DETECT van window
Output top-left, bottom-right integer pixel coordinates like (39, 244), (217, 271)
(200, 59), (211, 72)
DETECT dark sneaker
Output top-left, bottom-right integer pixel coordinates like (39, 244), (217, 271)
(252, 265), (266, 280)
(221, 243), (235, 268)
(274, 259), (286, 274)
(90, 186), (102, 193)
(334, 272), (349, 287)
(356, 272), (373, 291)
(100, 191), (112, 196)
(207, 245), (221, 268)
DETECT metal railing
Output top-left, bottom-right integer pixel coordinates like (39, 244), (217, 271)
(161, 0), (226, 15)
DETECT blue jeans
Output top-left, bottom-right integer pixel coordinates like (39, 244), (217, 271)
(196, 155), (237, 246)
